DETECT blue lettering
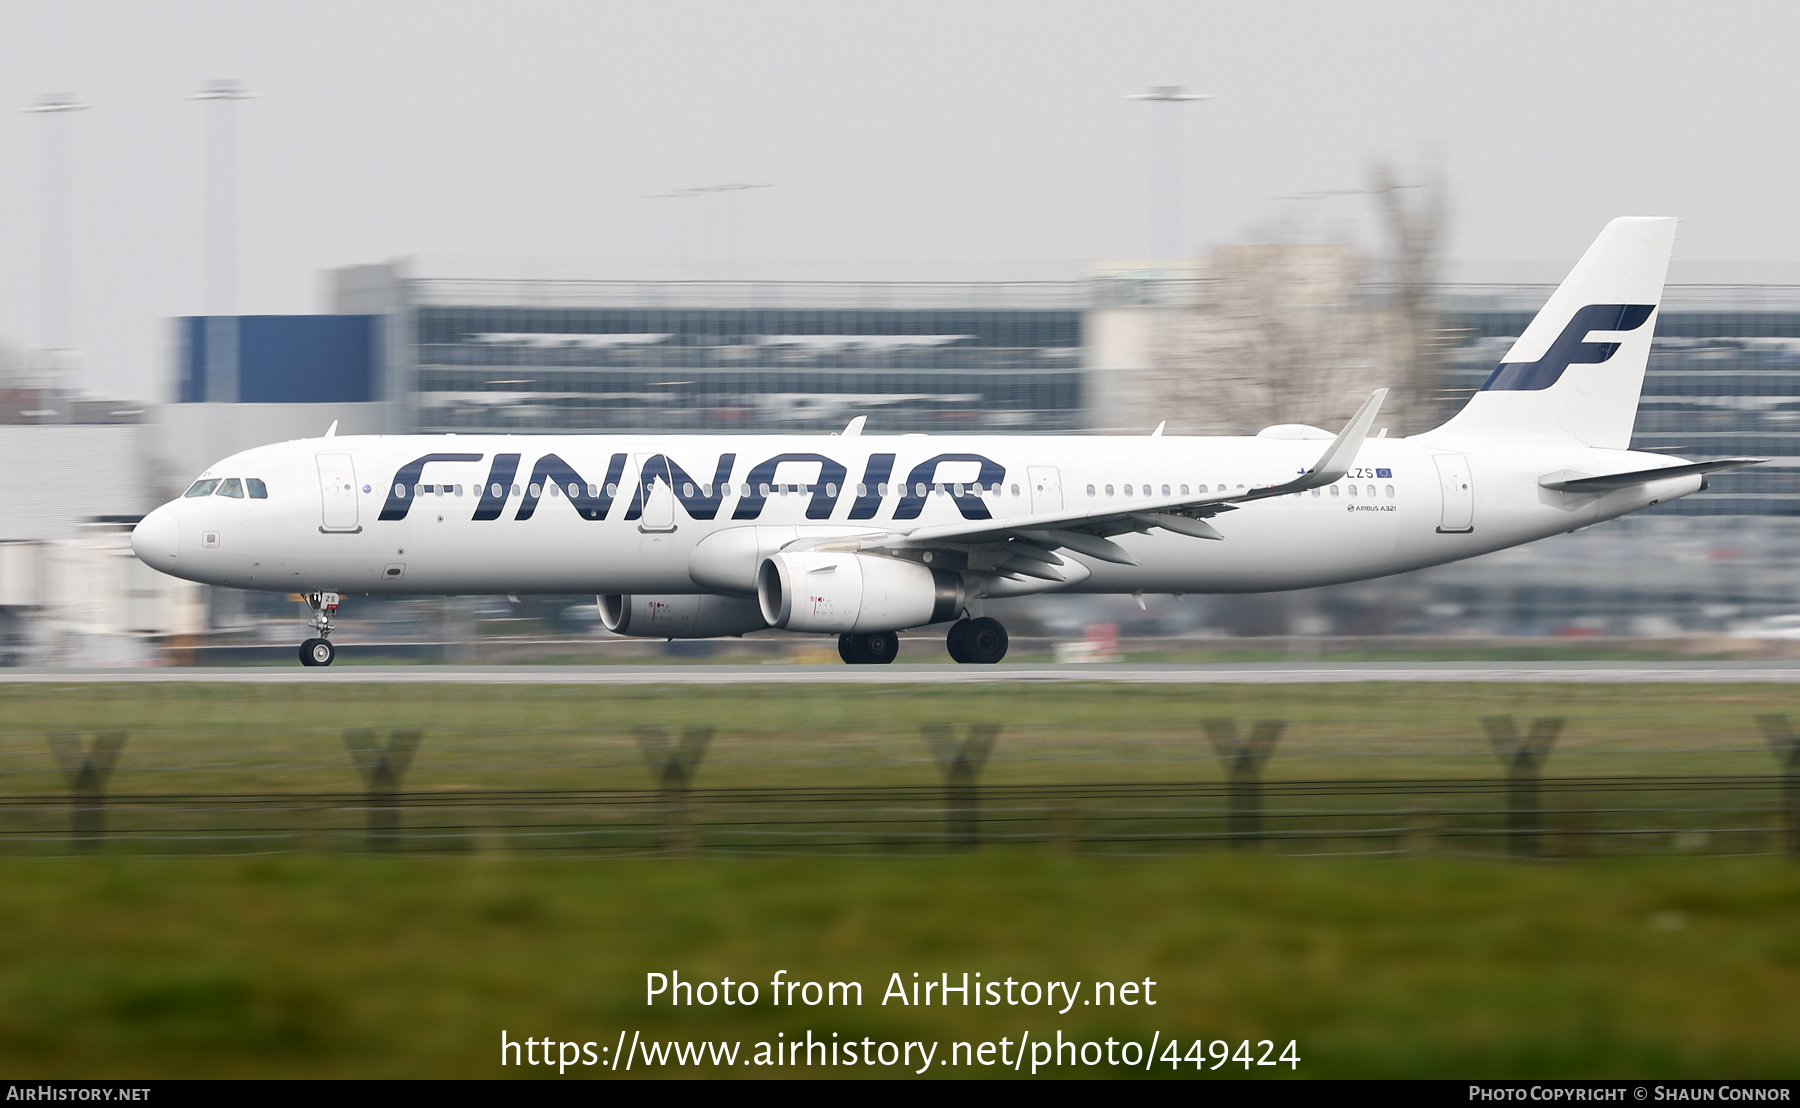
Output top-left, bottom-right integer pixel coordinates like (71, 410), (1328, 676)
(849, 454), (895, 520)
(1480, 303), (1655, 391)
(894, 454), (1005, 520)
(473, 454), (521, 521)
(380, 453), (483, 521)
(624, 454), (735, 521)
(516, 453), (627, 521)
(732, 453), (848, 521)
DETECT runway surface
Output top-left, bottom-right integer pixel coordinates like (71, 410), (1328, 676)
(6, 661), (1800, 684)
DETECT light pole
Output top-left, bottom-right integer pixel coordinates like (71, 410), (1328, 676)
(647, 183), (773, 279)
(191, 79), (254, 403)
(22, 93), (89, 387)
(1124, 86), (1213, 259)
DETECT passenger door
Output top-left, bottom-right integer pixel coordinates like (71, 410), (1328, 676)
(1433, 453), (1474, 533)
(316, 453), (361, 533)
(1028, 466), (1063, 514)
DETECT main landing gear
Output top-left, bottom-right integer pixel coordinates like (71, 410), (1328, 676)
(946, 617), (1008, 665)
(299, 591), (339, 667)
(835, 617), (1011, 665)
(838, 631), (899, 665)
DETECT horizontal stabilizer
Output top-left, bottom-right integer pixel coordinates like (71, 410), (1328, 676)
(1538, 458), (1764, 493)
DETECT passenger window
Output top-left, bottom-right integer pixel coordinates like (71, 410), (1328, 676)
(1010, 484), (1020, 496)
(1105, 484), (1114, 496)
(1180, 484), (1189, 495)
(1311, 488), (1321, 498)
(1143, 485), (1151, 496)
(878, 483), (889, 497)
(217, 477), (245, 498)
(1161, 484), (1170, 496)
(609, 484), (620, 497)
(246, 478), (268, 499)
(184, 479), (221, 498)
(1087, 484), (1096, 496)
(1330, 486), (1340, 498)
(1367, 484), (1376, 498)
(1386, 485), (1395, 497)
(1123, 485), (1133, 497)
(1198, 484), (1208, 493)
(1348, 485), (1358, 497)
(529, 483), (542, 497)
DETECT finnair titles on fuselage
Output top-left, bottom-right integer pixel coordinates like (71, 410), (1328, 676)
(131, 217), (1758, 666)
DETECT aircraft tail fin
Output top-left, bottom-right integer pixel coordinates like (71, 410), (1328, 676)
(1434, 217), (1677, 449)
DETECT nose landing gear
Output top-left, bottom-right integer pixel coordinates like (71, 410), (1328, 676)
(299, 592), (340, 667)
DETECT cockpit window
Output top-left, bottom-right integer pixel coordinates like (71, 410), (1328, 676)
(184, 479), (221, 498)
(246, 478), (268, 499)
(217, 477), (245, 498)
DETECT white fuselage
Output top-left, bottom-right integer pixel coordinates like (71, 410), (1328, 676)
(130, 430), (1701, 600)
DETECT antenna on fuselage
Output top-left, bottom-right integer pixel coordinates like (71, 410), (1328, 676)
(324, 420), (338, 437)
(839, 416), (866, 437)
(1151, 421), (1166, 437)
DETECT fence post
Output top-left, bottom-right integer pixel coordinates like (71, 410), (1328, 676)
(345, 729), (422, 852)
(635, 727), (714, 854)
(1203, 720), (1284, 850)
(48, 732), (126, 852)
(1480, 716), (1563, 858)
(923, 723), (999, 851)
(1754, 715), (1800, 856)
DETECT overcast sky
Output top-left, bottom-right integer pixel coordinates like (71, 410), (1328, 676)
(2, 0), (1795, 399)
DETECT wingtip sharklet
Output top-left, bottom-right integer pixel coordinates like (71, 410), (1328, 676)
(1295, 388), (1387, 490)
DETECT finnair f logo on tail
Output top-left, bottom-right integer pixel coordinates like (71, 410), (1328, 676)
(1480, 303), (1655, 392)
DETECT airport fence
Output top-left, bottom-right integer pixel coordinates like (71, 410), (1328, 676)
(0, 692), (1795, 858)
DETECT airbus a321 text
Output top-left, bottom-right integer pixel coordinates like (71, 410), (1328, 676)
(132, 217), (1757, 666)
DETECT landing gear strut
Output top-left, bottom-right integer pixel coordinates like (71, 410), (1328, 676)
(947, 617), (1008, 664)
(838, 631), (899, 665)
(299, 592), (340, 667)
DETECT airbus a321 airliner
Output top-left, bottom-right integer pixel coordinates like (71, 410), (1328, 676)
(131, 217), (1756, 666)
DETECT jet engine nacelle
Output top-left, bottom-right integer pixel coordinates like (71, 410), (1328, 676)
(597, 593), (769, 638)
(756, 551), (964, 633)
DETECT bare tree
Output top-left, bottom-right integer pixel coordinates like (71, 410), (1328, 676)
(1366, 154), (1452, 431)
(1146, 239), (1385, 434)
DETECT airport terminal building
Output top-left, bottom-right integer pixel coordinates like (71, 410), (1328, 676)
(164, 262), (1800, 521)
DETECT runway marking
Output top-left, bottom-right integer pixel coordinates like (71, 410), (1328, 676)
(5, 663), (1800, 685)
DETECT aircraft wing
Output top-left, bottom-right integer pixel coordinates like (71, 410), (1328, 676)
(847, 389), (1389, 571)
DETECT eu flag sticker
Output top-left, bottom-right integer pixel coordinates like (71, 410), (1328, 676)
(1376, 468), (1392, 478)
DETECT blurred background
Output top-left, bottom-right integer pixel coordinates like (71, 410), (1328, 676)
(5, 1), (1800, 666)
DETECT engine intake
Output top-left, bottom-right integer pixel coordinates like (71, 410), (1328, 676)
(598, 594), (768, 638)
(756, 551), (963, 633)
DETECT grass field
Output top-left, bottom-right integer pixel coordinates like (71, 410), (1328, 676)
(0, 681), (1797, 1078)
(1, 853), (1796, 1078)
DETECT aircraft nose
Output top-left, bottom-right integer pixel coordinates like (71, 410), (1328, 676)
(131, 506), (180, 566)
